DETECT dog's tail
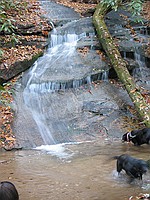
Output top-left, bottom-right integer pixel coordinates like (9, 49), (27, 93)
(112, 156), (119, 160)
(107, 155), (119, 162)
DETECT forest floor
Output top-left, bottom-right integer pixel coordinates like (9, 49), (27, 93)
(0, 0), (149, 150)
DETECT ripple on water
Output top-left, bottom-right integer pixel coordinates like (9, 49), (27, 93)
(0, 141), (150, 200)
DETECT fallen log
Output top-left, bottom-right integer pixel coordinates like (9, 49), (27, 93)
(93, 3), (150, 127)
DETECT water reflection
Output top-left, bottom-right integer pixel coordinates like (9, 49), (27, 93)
(0, 141), (150, 200)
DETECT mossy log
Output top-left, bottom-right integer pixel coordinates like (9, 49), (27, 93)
(93, 3), (150, 127)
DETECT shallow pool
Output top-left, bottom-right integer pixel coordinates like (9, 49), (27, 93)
(0, 140), (150, 200)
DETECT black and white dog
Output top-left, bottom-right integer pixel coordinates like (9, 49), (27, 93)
(114, 154), (148, 181)
(122, 128), (150, 146)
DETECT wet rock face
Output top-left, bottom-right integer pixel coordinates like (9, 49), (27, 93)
(105, 9), (150, 89)
(82, 100), (119, 116)
(105, 9), (149, 56)
(1, 2), (149, 85)
(12, 1), (149, 148)
(0, 52), (43, 84)
(39, 0), (81, 26)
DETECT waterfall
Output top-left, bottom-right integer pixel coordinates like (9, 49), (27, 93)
(22, 14), (112, 145)
(101, 71), (109, 82)
(22, 25), (95, 144)
(21, 19), (149, 146)
(133, 47), (150, 86)
(134, 49), (145, 78)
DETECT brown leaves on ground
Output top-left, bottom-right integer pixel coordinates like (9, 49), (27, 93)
(0, 0), (52, 67)
(142, 1), (150, 21)
(1, 45), (43, 68)
(145, 46), (150, 57)
(0, 79), (16, 149)
(0, 0), (52, 149)
(56, 0), (96, 15)
(96, 50), (107, 61)
(0, 35), (47, 70)
(77, 47), (89, 56)
(0, 105), (15, 149)
(6, 0), (50, 30)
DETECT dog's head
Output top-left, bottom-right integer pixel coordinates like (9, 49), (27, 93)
(122, 132), (131, 142)
(122, 132), (136, 143)
(136, 163), (148, 179)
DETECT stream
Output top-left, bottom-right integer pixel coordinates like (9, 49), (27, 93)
(3, 1), (150, 199)
(0, 141), (150, 199)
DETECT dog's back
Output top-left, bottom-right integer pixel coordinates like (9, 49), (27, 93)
(131, 128), (150, 145)
(114, 154), (148, 180)
(122, 128), (150, 145)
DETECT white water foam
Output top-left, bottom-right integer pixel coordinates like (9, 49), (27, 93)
(34, 143), (73, 159)
(34, 141), (92, 159)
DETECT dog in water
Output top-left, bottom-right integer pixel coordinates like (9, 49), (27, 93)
(122, 128), (150, 146)
(113, 154), (148, 181)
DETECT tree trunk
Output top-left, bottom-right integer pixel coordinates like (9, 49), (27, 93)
(93, 3), (150, 127)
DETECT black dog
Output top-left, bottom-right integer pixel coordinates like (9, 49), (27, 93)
(114, 154), (148, 181)
(122, 128), (150, 146)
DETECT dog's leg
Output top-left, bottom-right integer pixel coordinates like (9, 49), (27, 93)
(146, 139), (150, 144)
(116, 160), (122, 174)
(139, 173), (143, 180)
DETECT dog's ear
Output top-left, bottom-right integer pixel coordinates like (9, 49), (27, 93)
(129, 132), (137, 139)
(130, 130), (139, 136)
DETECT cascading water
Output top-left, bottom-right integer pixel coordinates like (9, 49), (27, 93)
(15, 14), (149, 151)
(133, 48), (150, 85)
(132, 26), (150, 89)
(22, 19), (108, 146)
(23, 32), (82, 144)
(121, 26), (150, 90)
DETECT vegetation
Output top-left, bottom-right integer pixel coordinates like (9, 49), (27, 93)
(93, 0), (150, 127)
(0, 0), (21, 57)
(0, 0), (149, 199)
(0, 0), (51, 149)
(101, 0), (144, 22)
(0, 0), (15, 34)
(0, 0), (28, 34)
(0, 0), (149, 146)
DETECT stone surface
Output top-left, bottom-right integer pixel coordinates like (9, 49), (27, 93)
(12, 1), (149, 148)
